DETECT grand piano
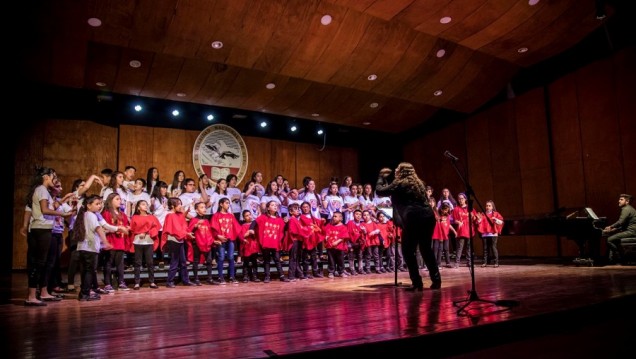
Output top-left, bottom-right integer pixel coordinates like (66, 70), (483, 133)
(502, 207), (606, 266)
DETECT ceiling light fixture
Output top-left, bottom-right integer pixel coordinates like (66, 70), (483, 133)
(206, 114), (214, 121)
(321, 15), (332, 25)
(260, 121), (268, 128)
(87, 18), (102, 27)
(172, 110), (180, 117)
(517, 47), (528, 53)
(317, 129), (324, 135)
(362, 122), (371, 126)
(369, 102), (379, 108)
(265, 83), (276, 89)
(436, 49), (446, 58)
(528, 0), (540, 5)
(367, 74), (378, 81)
(211, 41), (223, 49)
(96, 82), (106, 87)
(434, 90), (443, 96)
(311, 113), (320, 117)
(129, 60), (141, 68)
(176, 93), (186, 97)
(134, 105), (143, 112)
(290, 125), (297, 132)
(440, 17), (452, 24)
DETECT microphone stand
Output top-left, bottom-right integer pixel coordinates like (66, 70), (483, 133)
(445, 152), (518, 316)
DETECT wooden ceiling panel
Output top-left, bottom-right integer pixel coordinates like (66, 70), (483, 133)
(20, 0), (612, 134)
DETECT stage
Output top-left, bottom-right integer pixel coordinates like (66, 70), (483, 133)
(2, 258), (634, 358)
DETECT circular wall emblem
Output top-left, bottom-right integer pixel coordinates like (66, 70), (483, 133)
(193, 124), (248, 186)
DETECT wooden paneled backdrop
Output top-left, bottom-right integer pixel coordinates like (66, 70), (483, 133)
(12, 124), (358, 269)
(404, 47), (635, 257)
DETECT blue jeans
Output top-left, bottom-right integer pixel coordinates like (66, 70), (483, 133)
(217, 241), (235, 279)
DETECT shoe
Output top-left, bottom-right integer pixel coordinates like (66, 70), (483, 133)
(149, 283), (159, 289)
(399, 267), (408, 272)
(306, 274), (314, 279)
(379, 268), (387, 273)
(494, 263), (499, 268)
(300, 276), (309, 280)
(280, 276), (290, 282)
(217, 279), (227, 285)
(229, 278), (239, 284)
(103, 285), (115, 293)
(429, 281), (442, 290)
(183, 282), (196, 287)
(40, 295), (63, 302)
(78, 294), (101, 301)
(481, 263), (487, 268)
(289, 278), (298, 282)
(242, 277), (250, 283)
(118, 283), (130, 291)
(251, 276), (261, 283)
(194, 280), (202, 286)
(328, 273), (335, 279)
(404, 285), (423, 292)
(24, 300), (47, 306)
(263, 277), (271, 283)
(66, 285), (76, 292)
(314, 273), (324, 278)
(133, 284), (140, 290)
(166, 282), (176, 288)
(364, 270), (372, 275)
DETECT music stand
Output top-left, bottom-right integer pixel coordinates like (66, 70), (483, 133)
(444, 151), (519, 316)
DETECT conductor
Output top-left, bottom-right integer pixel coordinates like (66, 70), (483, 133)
(376, 163), (441, 291)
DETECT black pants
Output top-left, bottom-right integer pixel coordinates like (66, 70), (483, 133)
(27, 229), (52, 289)
(262, 248), (284, 278)
(104, 250), (125, 286)
(134, 244), (156, 284)
(482, 236), (499, 264)
(78, 250), (98, 296)
(288, 241), (304, 279)
(400, 207), (439, 288)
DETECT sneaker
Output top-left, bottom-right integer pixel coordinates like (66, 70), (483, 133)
(251, 276), (261, 283)
(149, 283), (159, 289)
(242, 277), (250, 283)
(379, 268), (387, 273)
(328, 273), (335, 278)
(280, 276), (290, 282)
(194, 280), (202, 286)
(263, 277), (271, 283)
(133, 284), (140, 290)
(95, 288), (110, 295)
(229, 278), (239, 284)
(183, 282), (196, 286)
(166, 282), (176, 288)
(306, 274), (314, 279)
(118, 283), (130, 291)
(103, 285), (115, 293)
(300, 276), (309, 280)
(314, 273), (324, 278)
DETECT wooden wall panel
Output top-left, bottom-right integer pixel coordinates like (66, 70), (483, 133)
(295, 143), (321, 189)
(270, 140), (297, 186)
(244, 136), (273, 184)
(615, 48), (636, 197)
(339, 147), (360, 186)
(13, 120), (117, 269)
(118, 125), (154, 174)
(576, 58), (624, 219)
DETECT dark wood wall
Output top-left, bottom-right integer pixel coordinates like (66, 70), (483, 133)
(404, 47), (636, 257)
(12, 123), (358, 269)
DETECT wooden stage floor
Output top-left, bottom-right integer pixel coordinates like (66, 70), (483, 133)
(2, 258), (635, 358)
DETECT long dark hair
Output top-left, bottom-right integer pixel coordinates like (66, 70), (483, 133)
(25, 166), (56, 207)
(146, 167), (159, 193)
(72, 195), (102, 243)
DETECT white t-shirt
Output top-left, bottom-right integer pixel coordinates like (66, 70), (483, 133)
(241, 194), (261, 220)
(300, 192), (322, 219)
(150, 196), (168, 228)
(323, 195), (344, 219)
(179, 192), (203, 218)
(127, 192), (151, 216)
(77, 211), (102, 253)
(31, 185), (54, 229)
(227, 187), (242, 214)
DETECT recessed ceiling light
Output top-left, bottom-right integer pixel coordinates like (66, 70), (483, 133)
(265, 83), (276, 89)
(362, 121), (371, 126)
(176, 93), (186, 97)
(96, 82), (106, 87)
(317, 129), (324, 135)
(211, 41), (223, 49)
(434, 90), (443, 96)
(367, 74), (378, 81)
(172, 110), (180, 117)
(290, 126), (297, 132)
(436, 49), (446, 58)
(517, 47), (529, 53)
(528, 0), (540, 5)
(206, 114), (214, 121)
(260, 121), (268, 128)
(369, 102), (379, 108)
(129, 60), (141, 68)
(440, 17), (452, 24)
(321, 15), (332, 25)
(311, 113), (320, 117)
(87, 18), (102, 27)
(134, 105), (143, 112)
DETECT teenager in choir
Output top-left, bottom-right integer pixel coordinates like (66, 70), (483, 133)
(102, 171), (128, 216)
(433, 202), (457, 269)
(284, 203), (313, 281)
(248, 200), (290, 283)
(275, 175), (290, 218)
(437, 188), (457, 210)
(122, 166), (137, 193)
(197, 174), (216, 214)
(162, 198), (196, 287)
(286, 188), (304, 208)
(347, 209), (366, 275)
(145, 167), (159, 194)
(323, 211), (350, 277)
(187, 202), (215, 285)
(250, 171), (266, 198)
(99, 168), (113, 197)
(48, 180), (75, 296)
(126, 178), (151, 218)
(323, 182), (344, 221)
(73, 195), (113, 301)
(239, 210), (261, 283)
(241, 180), (262, 221)
(24, 167), (73, 306)
(299, 201), (324, 278)
(210, 198), (242, 284)
(129, 200), (162, 289)
(179, 178), (207, 220)
(361, 210), (383, 273)
(319, 176), (338, 199)
(101, 193), (131, 292)
(360, 183), (377, 216)
(207, 177), (230, 215)
(260, 180), (283, 216)
(477, 200), (504, 268)
(168, 170), (185, 198)
(149, 181), (169, 264)
(343, 184), (362, 224)
(339, 176), (353, 197)
(226, 174), (242, 220)
(451, 192), (478, 268)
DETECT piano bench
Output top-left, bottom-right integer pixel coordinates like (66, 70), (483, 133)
(620, 237), (636, 264)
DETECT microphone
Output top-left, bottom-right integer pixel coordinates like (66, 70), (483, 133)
(444, 150), (459, 161)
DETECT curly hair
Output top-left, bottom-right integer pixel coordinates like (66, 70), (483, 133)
(393, 162), (428, 202)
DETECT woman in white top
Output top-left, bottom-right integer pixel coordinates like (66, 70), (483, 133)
(25, 167), (73, 306)
(226, 174), (242, 220)
(101, 171), (128, 217)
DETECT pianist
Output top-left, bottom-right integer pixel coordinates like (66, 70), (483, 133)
(603, 194), (636, 264)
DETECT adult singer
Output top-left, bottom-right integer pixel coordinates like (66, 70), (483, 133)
(376, 163), (441, 291)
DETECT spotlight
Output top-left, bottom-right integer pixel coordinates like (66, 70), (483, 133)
(207, 114), (214, 121)
(134, 104), (142, 112)
(172, 110), (180, 117)
(595, 0), (606, 20)
(290, 125), (297, 132)
(317, 129), (324, 135)
(260, 121), (267, 128)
